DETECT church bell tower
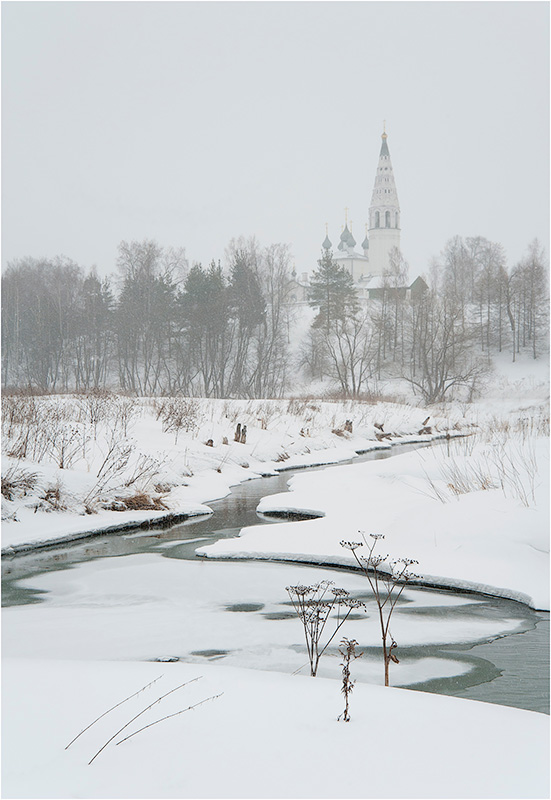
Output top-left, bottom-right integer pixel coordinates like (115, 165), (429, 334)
(368, 126), (401, 275)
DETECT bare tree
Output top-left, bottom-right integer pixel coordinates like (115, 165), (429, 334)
(382, 247), (410, 366)
(320, 309), (377, 397)
(404, 285), (486, 403)
(247, 243), (293, 398)
(518, 240), (549, 359)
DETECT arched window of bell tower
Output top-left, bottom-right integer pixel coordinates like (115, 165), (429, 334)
(385, 211), (390, 228)
(375, 211), (380, 228)
(395, 212), (399, 228)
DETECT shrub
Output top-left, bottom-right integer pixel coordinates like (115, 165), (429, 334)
(1, 466), (39, 501)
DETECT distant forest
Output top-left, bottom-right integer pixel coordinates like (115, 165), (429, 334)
(2, 235), (548, 402)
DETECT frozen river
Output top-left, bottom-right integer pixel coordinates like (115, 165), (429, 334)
(2, 445), (549, 714)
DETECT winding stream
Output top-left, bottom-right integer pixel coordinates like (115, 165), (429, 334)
(2, 444), (549, 714)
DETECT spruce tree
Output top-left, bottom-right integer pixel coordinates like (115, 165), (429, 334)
(228, 251), (266, 330)
(309, 249), (359, 331)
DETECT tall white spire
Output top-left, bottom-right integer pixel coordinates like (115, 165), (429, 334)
(367, 128), (401, 275)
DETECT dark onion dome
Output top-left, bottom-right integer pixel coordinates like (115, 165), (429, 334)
(338, 225), (349, 251)
(362, 235), (369, 249)
(322, 235), (332, 250)
(340, 225), (355, 247)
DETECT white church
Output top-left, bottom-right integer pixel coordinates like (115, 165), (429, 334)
(290, 128), (426, 302)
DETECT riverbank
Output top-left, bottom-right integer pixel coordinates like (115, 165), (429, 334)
(2, 393), (464, 553)
(3, 389), (549, 799)
(3, 392), (548, 608)
(199, 430), (550, 610)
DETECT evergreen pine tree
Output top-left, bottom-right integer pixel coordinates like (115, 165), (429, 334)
(228, 251), (266, 330)
(309, 249), (359, 331)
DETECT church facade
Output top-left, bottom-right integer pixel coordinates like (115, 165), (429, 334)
(329, 127), (401, 285)
(288, 129), (426, 303)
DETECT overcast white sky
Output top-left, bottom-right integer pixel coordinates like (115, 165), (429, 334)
(2, 1), (549, 278)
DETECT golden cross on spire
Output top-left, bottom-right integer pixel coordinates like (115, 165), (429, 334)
(383, 119), (386, 133)
(325, 222), (328, 235)
(349, 219), (353, 232)
(344, 207), (349, 225)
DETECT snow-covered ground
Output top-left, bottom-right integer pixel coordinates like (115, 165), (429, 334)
(2, 361), (549, 798)
(200, 431), (549, 609)
(3, 658), (548, 799)
(1, 394), (469, 552)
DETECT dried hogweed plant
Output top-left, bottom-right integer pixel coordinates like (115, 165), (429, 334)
(338, 637), (362, 722)
(286, 580), (365, 677)
(341, 534), (419, 686)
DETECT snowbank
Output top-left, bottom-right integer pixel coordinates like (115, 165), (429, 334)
(199, 434), (550, 610)
(3, 392), (548, 608)
(3, 658), (548, 799)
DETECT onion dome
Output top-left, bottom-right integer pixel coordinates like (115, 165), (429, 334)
(338, 225), (348, 251)
(322, 235), (332, 250)
(340, 225), (352, 244)
(380, 130), (390, 157)
(362, 235), (369, 250)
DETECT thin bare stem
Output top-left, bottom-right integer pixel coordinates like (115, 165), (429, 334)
(341, 533), (418, 686)
(88, 677), (201, 765)
(65, 674), (164, 750)
(115, 694), (223, 745)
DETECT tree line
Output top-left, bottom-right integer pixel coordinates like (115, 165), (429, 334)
(2, 238), (294, 397)
(2, 234), (547, 402)
(303, 236), (548, 402)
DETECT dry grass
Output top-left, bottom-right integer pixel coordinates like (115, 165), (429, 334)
(38, 483), (66, 512)
(106, 492), (168, 512)
(431, 411), (545, 507)
(1, 466), (39, 501)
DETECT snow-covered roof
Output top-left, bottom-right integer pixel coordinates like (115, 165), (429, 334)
(335, 250), (368, 262)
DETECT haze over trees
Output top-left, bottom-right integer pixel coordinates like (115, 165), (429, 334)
(301, 237), (548, 402)
(1, 235), (548, 401)
(2, 237), (295, 398)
